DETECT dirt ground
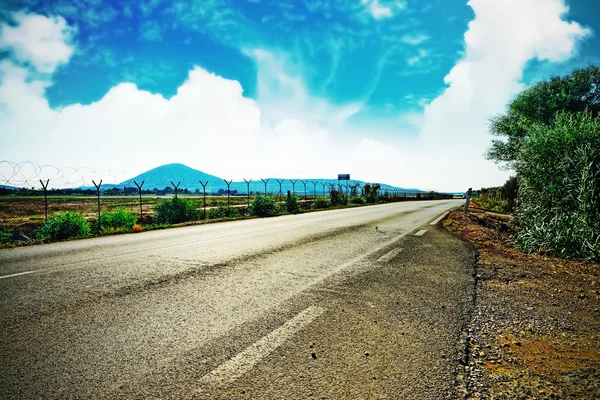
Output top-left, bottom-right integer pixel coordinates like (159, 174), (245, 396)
(444, 210), (600, 399)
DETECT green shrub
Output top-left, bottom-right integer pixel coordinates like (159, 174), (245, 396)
(207, 204), (239, 219)
(286, 192), (301, 214)
(37, 212), (91, 242)
(311, 196), (331, 209)
(0, 226), (14, 244)
(350, 196), (366, 205)
(363, 183), (380, 203)
(100, 207), (137, 231)
(249, 194), (278, 217)
(516, 111), (600, 261)
(154, 197), (200, 224)
(330, 189), (341, 206)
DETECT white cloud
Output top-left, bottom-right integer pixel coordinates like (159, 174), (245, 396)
(413, 0), (591, 190)
(0, 4), (593, 192)
(401, 34), (429, 46)
(362, 0), (393, 20)
(0, 12), (75, 73)
(406, 48), (428, 66)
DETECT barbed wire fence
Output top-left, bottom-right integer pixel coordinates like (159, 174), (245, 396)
(0, 161), (452, 244)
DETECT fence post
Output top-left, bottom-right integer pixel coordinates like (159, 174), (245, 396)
(276, 179), (285, 200)
(92, 180), (102, 233)
(223, 179), (233, 210)
(199, 181), (208, 219)
(170, 181), (181, 198)
(134, 180), (145, 223)
(320, 182), (326, 196)
(311, 181), (318, 199)
(261, 178), (270, 195)
(464, 188), (472, 212)
(244, 179), (252, 207)
(301, 180), (308, 200)
(39, 179), (49, 222)
(290, 180), (297, 195)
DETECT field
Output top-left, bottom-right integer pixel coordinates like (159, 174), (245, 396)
(0, 194), (256, 240)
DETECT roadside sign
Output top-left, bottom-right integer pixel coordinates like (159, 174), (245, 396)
(338, 174), (350, 181)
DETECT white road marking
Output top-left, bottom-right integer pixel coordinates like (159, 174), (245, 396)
(377, 248), (404, 263)
(414, 230), (427, 237)
(430, 211), (449, 225)
(0, 270), (36, 279)
(199, 306), (325, 385)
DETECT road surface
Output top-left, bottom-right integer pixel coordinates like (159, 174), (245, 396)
(0, 200), (474, 399)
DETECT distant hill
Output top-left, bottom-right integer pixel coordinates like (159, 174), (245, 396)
(0, 184), (19, 190)
(117, 163), (425, 194)
(119, 163), (222, 191)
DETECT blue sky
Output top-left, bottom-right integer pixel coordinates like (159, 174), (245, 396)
(1, 0), (599, 191)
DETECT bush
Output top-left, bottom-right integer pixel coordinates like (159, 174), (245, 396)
(249, 194), (278, 217)
(350, 196), (366, 205)
(286, 192), (301, 214)
(37, 212), (91, 242)
(330, 189), (341, 206)
(516, 111), (600, 261)
(0, 226), (14, 244)
(100, 207), (137, 231)
(363, 183), (380, 203)
(154, 197), (200, 224)
(207, 204), (239, 219)
(311, 196), (331, 209)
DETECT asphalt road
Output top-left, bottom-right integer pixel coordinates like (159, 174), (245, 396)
(0, 200), (474, 399)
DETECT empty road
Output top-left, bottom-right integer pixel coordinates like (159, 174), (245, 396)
(0, 200), (474, 399)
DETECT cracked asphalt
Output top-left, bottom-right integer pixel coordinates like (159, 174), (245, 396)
(0, 200), (474, 399)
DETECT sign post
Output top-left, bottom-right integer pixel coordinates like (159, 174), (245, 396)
(338, 174), (350, 195)
(464, 188), (472, 212)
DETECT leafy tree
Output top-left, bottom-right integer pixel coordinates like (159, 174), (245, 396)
(487, 66), (600, 168)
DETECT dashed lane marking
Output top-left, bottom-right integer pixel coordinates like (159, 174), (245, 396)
(430, 211), (449, 225)
(0, 270), (36, 279)
(377, 248), (404, 263)
(414, 230), (427, 237)
(199, 306), (325, 385)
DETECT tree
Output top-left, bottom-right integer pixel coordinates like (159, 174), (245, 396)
(487, 66), (600, 168)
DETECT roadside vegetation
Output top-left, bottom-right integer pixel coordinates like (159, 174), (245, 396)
(0, 188), (452, 246)
(444, 65), (600, 398)
(483, 65), (600, 262)
(37, 212), (91, 242)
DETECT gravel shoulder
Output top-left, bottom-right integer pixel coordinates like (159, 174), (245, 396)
(444, 210), (600, 399)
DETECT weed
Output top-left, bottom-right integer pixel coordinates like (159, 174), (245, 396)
(37, 212), (91, 242)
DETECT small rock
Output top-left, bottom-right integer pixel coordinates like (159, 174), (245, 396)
(364, 351), (370, 357)
(311, 352), (317, 359)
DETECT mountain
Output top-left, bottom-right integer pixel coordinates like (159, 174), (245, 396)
(119, 163), (222, 191)
(118, 163), (425, 194)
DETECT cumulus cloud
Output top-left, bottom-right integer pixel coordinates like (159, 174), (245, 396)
(0, 3), (593, 192)
(411, 0), (591, 190)
(0, 12), (75, 73)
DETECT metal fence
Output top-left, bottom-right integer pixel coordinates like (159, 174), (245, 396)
(0, 161), (452, 243)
